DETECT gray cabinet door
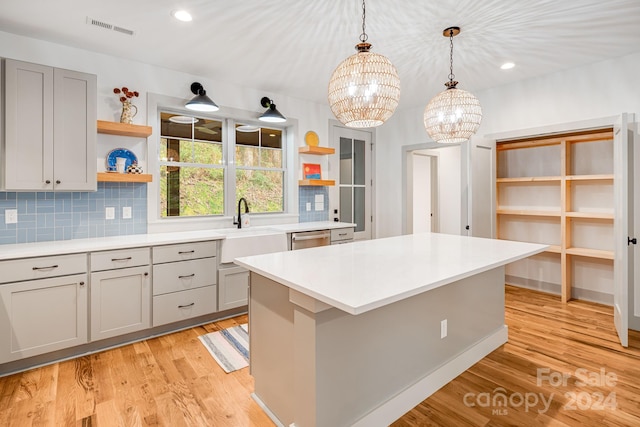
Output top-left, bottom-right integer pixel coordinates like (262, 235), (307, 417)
(4, 59), (54, 190)
(53, 67), (97, 191)
(218, 265), (249, 310)
(90, 266), (151, 341)
(3, 59), (96, 191)
(0, 274), (88, 363)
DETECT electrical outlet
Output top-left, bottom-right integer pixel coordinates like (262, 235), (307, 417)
(306, 202), (311, 211)
(105, 207), (115, 220)
(123, 206), (132, 219)
(440, 319), (447, 339)
(4, 209), (17, 224)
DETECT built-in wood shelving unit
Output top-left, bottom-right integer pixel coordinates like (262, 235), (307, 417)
(496, 128), (615, 302)
(97, 173), (152, 183)
(298, 146), (335, 155)
(97, 120), (152, 138)
(298, 179), (335, 187)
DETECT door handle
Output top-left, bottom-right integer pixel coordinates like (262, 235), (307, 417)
(629, 237), (637, 245)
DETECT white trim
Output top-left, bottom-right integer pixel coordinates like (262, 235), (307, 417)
(251, 392), (286, 427)
(485, 115), (618, 142)
(351, 325), (508, 427)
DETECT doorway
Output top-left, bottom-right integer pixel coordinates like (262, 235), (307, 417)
(331, 125), (373, 240)
(407, 150), (439, 234)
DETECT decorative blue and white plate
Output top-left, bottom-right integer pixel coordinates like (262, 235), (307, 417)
(106, 148), (138, 171)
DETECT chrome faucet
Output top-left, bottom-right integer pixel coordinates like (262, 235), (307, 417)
(234, 197), (249, 229)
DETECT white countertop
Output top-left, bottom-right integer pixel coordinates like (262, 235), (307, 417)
(0, 221), (355, 261)
(235, 233), (547, 315)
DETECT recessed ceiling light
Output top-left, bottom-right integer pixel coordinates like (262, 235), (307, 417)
(172, 10), (192, 22)
(169, 115), (198, 124)
(500, 62), (515, 70)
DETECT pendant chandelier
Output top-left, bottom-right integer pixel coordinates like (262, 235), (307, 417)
(328, 0), (400, 128)
(424, 27), (482, 144)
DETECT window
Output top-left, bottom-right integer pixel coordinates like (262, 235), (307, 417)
(159, 113), (224, 217)
(158, 112), (286, 218)
(235, 124), (284, 213)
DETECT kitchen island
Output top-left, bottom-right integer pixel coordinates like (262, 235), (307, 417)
(235, 233), (547, 427)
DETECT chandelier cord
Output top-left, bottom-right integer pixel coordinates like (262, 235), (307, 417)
(448, 29), (455, 83)
(359, 0), (368, 42)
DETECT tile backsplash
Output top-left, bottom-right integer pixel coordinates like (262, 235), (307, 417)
(298, 186), (329, 222)
(0, 183), (147, 245)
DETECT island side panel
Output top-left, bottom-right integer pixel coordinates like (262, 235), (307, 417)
(312, 267), (506, 426)
(249, 273), (296, 426)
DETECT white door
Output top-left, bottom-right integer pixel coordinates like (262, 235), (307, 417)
(468, 137), (496, 238)
(613, 113), (633, 347)
(334, 126), (373, 240)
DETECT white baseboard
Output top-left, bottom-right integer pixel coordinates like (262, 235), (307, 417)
(251, 392), (285, 427)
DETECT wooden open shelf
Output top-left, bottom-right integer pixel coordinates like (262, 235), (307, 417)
(97, 120), (152, 138)
(546, 245), (562, 254)
(299, 146), (335, 155)
(97, 173), (152, 183)
(565, 174), (613, 181)
(566, 211), (614, 220)
(497, 209), (561, 217)
(566, 247), (614, 260)
(496, 176), (561, 183)
(298, 179), (335, 187)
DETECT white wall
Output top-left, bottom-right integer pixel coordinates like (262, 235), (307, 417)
(412, 154), (431, 233)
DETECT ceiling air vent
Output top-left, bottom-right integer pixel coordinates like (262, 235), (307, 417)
(86, 17), (135, 36)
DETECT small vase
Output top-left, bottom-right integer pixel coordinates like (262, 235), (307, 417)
(120, 100), (138, 124)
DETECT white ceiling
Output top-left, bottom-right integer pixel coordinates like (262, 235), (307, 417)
(2, 0), (640, 110)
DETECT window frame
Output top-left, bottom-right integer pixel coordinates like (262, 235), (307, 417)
(146, 93), (298, 232)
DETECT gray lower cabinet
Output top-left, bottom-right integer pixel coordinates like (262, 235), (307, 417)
(330, 227), (355, 244)
(218, 265), (249, 310)
(152, 242), (217, 327)
(90, 266), (151, 341)
(0, 274), (88, 364)
(2, 58), (97, 191)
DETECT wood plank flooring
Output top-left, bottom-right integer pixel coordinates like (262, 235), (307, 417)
(1, 286), (639, 426)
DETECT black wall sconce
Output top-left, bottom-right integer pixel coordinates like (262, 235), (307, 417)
(258, 97), (286, 123)
(185, 82), (219, 112)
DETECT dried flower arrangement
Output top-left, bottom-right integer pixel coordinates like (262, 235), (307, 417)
(113, 87), (139, 103)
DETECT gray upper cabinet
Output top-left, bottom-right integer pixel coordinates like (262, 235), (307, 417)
(2, 59), (97, 191)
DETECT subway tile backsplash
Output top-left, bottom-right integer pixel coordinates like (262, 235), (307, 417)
(0, 183), (147, 245)
(298, 186), (329, 222)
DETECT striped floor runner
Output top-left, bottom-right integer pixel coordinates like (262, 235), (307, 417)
(198, 323), (249, 373)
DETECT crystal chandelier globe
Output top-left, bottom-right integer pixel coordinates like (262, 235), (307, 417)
(424, 27), (482, 144)
(328, 1), (400, 128)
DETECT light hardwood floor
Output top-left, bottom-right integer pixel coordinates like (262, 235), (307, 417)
(1, 286), (639, 426)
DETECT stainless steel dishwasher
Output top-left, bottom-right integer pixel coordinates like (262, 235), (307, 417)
(290, 230), (331, 250)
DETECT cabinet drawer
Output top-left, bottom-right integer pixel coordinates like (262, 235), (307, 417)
(90, 247), (150, 272)
(0, 254), (86, 284)
(331, 228), (354, 242)
(152, 286), (217, 327)
(153, 258), (216, 296)
(152, 241), (217, 264)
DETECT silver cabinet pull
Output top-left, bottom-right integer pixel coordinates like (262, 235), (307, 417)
(32, 265), (59, 271)
(111, 257), (132, 262)
(178, 250), (195, 254)
(178, 273), (195, 279)
(178, 302), (195, 309)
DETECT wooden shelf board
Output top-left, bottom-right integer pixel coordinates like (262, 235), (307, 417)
(496, 176), (561, 183)
(298, 146), (335, 155)
(97, 173), (153, 183)
(298, 179), (335, 186)
(97, 120), (152, 138)
(496, 209), (561, 217)
(546, 245), (562, 254)
(566, 211), (614, 220)
(565, 174), (613, 181)
(566, 247), (614, 260)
